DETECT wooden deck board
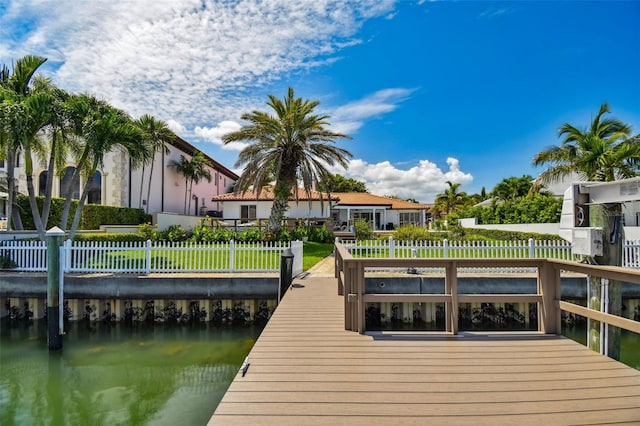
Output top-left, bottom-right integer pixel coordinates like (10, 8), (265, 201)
(209, 275), (640, 425)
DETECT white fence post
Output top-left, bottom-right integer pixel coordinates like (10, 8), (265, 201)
(528, 238), (535, 258)
(229, 240), (235, 272)
(444, 239), (449, 258)
(64, 239), (71, 272)
(145, 240), (152, 274)
(291, 240), (304, 277)
(389, 236), (395, 258)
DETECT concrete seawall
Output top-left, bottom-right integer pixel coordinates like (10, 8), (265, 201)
(0, 272), (280, 299)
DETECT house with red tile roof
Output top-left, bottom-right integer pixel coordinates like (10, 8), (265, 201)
(330, 192), (431, 231)
(212, 188), (431, 230)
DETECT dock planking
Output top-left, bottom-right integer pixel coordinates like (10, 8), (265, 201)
(209, 270), (640, 425)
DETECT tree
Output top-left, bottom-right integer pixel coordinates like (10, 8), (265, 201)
(316, 174), (367, 193)
(63, 96), (147, 239)
(0, 54), (48, 233)
(135, 114), (175, 213)
(170, 150), (212, 215)
(532, 102), (638, 359)
(222, 87), (352, 234)
(491, 175), (534, 201)
(432, 181), (469, 219)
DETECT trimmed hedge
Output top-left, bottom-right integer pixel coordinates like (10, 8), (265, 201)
(18, 195), (152, 231)
(452, 227), (563, 241)
(453, 194), (562, 225)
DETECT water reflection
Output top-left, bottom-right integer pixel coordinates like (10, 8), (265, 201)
(0, 320), (262, 425)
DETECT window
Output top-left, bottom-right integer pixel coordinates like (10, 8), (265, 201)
(0, 160), (4, 169)
(240, 205), (256, 223)
(87, 171), (102, 204)
(399, 212), (420, 226)
(38, 171), (48, 196)
(60, 167), (80, 199)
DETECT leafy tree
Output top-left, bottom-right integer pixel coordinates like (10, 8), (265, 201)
(222, 87), (352, 233)
(491, 175), (534, 201)
(532, 102), (638, 360)
(0, 54), (48, 234)
(454, 194), (562, 224)
(63, 95), (147, 239)
(432, 181), (469, 219)
(316, 174), (367, 193)
(135, 114), (175, 213)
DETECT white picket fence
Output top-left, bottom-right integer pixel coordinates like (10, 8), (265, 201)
(2, 237), (640, 275)
(0, 240), (303, 275)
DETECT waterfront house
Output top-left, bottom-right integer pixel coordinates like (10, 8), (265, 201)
(0, 136), (238, 219)
(330, 192), (431, 231)
(212, 188), (431, 230)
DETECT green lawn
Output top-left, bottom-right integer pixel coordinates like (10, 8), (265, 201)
(302, 242), (334, 271)
(77, 241), (335, 272)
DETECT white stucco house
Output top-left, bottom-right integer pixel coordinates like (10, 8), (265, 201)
(330, 192), (431, 231)
(0, 136), (238, 221)
(211, 186), (337, 225)
(211, 188), (431, 231)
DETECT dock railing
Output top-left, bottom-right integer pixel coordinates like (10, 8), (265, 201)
(334, 242), (640, 338)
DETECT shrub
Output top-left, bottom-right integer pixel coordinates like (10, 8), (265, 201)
(73, 233), (147, 242)
(393, 224), (433, 241)
(308, 225), (334, 243)
(354, 219), (374, 240)
(17, 195), (152, 230)
(157, 224), (189, 242)
(137, 223), (156, 241)
(237, 228), (262, 242)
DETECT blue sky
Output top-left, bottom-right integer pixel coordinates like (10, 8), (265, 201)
(1, 0), (639, 202)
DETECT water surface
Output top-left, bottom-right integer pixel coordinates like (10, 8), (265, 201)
(0, 321), (263, 425)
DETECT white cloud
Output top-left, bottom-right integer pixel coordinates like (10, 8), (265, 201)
(166, 120), (187, 135)
(332, 88), (416, 134)
(0, 0), (396, 131)
(332, 157), (473, 203)
(194, 121), (246, 151)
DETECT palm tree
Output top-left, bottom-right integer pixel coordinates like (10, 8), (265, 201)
(31, 78), (74, 231)
(532, 102), (637, 360)
(533, 103), (637, 185)
(63, 96), (147, 239)
(170, 150), (212, 215)
(433, 181), (468, 218)
(135, 114), (175, 213)
(0, 54), (48, 233)
(222, 87), (352, 233)
(491, 175), (534, 201)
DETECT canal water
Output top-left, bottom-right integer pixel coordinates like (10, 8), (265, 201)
(0, 320), (263, 425)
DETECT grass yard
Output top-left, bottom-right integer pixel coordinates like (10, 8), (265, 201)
(76, 241), (335, 272)
(301, 242), (334, 271)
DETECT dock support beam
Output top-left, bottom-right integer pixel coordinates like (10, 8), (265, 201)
(47, 227), (65, 351)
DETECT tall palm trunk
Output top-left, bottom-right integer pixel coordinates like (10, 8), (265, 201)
(60, 151), (88, 230)
(40, 131), (58, 230)
(23, 144), (46, 240)
(145, 154), (156, 214)
(5, 151), (16, 231)
(138, 163), (146, 208)
(68, 161), (98, 240)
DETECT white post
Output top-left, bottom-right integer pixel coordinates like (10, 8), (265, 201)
(145, 240), (152, 274)
(229, 240), (235, 272)
(444, 239), (449, 258)
(389, 236), (395, 258)
(529, 238), (535, 258)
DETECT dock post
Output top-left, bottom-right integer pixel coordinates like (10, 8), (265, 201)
(279, 248), (294, 302)
(47, 226), (65, 351)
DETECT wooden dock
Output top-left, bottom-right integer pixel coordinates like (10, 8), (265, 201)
(209, 267), (640, 425)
